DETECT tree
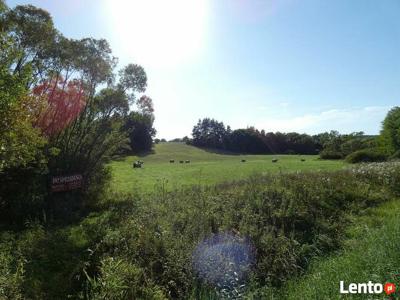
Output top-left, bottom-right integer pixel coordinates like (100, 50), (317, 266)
(0, 15), (46, 171)
(32, 77), (86, 137)
(1, 2), (155, 220)
(380, 107), (400, 154)
(3, 4), (58, 84)
(227, 128), (268, 154)
(0, 5), (48, 221)
(191, 118), (227, 149)
(124, 111), (156, 153)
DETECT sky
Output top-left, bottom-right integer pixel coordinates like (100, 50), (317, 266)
(7, 0), (400, 139)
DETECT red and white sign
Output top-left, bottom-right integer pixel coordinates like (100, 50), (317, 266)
(51, 174), (83, 192)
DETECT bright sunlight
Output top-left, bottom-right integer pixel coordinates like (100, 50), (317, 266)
(104, 0), (209, 68)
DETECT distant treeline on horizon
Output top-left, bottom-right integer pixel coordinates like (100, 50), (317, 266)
(163, 118), (378, 157)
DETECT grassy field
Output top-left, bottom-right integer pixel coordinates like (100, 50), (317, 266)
(110, 142), (346, 193)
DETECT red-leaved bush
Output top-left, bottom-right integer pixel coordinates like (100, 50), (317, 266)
(33, 77), (87, 137)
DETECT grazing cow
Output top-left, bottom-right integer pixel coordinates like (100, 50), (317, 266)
(170, 159), (175, 163)
(241, 159), (246, 162)
(179, 160), (184, 164)
(301, 158), (306, 162)
(133, 160), (143, 168)
(272, 158), (278, 163)
(185, 160), (190, 163)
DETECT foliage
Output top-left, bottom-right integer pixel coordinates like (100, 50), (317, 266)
(191, 118), (333, 155)
(123, 96), (156, 153)
(345, 149), (387, 164)
(85, 257), (167, 300)
(390, 150), (400, 160)
(32, 77), (86, 137)
(0, 1), (153, 223)
(192, 118), (228, 149)
(380, 106), (400, 154)
(0, 233), (25, 300)
(3, 3), (58, 84)
(0, 6), (49, 223)
(319, 149), (343, 160)
(227, 128), (269, 154)
(0, 28), (46, 172)
(318, 131), (377, 160)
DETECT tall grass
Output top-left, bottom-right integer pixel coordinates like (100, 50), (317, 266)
(1, 162), (399, 299)
(276, 199), (400, 299)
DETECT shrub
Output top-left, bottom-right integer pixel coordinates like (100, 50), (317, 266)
(345, 149), (387, 163)
(319, 149), (343, 159)
(390, 150), (400, 160)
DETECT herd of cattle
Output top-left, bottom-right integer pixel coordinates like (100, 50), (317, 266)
(133, 158), (306, 168)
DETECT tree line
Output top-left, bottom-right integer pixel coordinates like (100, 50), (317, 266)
(188, 113), (400, 160)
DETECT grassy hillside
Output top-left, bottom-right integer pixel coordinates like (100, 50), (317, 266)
(110, 142), (346, 193)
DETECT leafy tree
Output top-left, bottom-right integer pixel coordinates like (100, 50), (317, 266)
(0, 6), (48, 221)
(118, 64), (147, 101)
(124, 111), (156, 153)
(0, 13), (46, 171)
(32, 77), (86, 137)
(3, 4), (57, 83)
(192, 118), (227, 148)
(190, 119), (319, 154)
(227, 128), (268, 154)
(380, 106), (400, 154)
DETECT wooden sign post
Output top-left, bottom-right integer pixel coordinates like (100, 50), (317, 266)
(51, 174), (83, 192)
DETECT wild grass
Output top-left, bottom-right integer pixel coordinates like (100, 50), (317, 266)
(2, 162), (399, 299)
(272, 199), (400, 299)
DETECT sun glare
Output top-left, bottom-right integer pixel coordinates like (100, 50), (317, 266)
(104, 0), (209, 68)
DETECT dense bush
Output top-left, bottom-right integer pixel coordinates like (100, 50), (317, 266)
(345, 149), (387, 163)
(319, 149), (343, 159)
(390, 150), (400, 160)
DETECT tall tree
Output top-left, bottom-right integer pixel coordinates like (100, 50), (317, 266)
(380, 106), (400, 154)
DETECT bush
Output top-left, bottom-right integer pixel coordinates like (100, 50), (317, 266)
(345, 149), (387, 163)
(319, 149), (343, 159)
(390, 150), (400, 160)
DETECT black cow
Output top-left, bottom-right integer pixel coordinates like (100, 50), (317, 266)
(133, 161), (143, 168)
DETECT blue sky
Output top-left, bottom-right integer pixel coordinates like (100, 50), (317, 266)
(8, 0), (400, 139)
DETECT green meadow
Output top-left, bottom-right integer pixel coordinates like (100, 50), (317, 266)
(110, 142), (346, 193)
